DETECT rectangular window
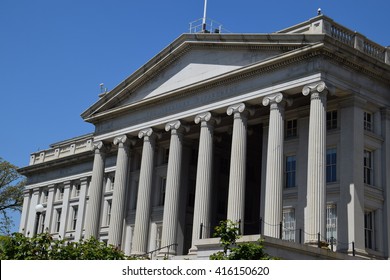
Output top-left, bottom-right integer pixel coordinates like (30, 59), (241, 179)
(364, 112), (373, 132)
(286, 119), (297, 138)
(57, 186), (64, 201)
(71, 206), (78, 231)
(285, 155), (296, 188)
(364, 150), (373, 185)
(326, 204), (337, 243)
(55, 209), (62, 232)
(106, 200), (112, 226)
(110, 176), (115, 191)
(156, 223), (163, 250)
(73, 184), (81, 197)
(364, 211), (375, 249)
(39, 213), (46, 234)
(326, 148), (337, 183)
(327, 110), (338, 130)
(162, 148), (170, 164)
(42, 189), (49, 203)
(282, 209), (296, 242)
(158, 177), (167, 206)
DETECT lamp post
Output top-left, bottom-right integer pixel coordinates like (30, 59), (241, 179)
(34, 204), (44, 236)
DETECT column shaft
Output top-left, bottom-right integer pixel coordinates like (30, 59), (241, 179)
(190, 112), (218, 251)
(84, 141), (107, 239)
(263, 93), (286, 238)
(160, 120), (188, 255)
(132, 128), (157, 255)
(108, 135), (131, 247)
(226, 103), (252, 231)
(302, 82), (327, 243)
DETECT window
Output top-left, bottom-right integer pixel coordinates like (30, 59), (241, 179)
(285, 155), (296, 188)
(109, 176), (115, 191)
(39, 212), (46, 234)
(282, 209), (296, 242)
(156, 223), (163, 250)
(158, 177), (167, 206)
(327, 110), (338, 130)
(326, 148), (337, 183)
(364, 211), (375, 249)
(55, 209), (62, 232)
(42, 189), (49, 203)
(71, 206), (78, 231)
(286, 119), (297, 138)
(326, 204), (337, 243)
(364, 112), (373, 132)
(162, 148), (170, 164)
(73, 184), (81, 197)
(364, 150), (373, 185)
(57, 186), (64, 201)
(106, 200), (112, 226)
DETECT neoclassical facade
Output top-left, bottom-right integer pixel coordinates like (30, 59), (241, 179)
(19, 15), (390, 259)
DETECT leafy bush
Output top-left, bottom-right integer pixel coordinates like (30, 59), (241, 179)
(0, 232), (132, 260)
(209, 220), (274, 260)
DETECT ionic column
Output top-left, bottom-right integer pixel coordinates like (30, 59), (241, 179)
(190, 112), (220, 251)
(160, 120), (189, 256)
(108, 135), (132, 248)
(262, 93), (289, 238)
(226, 103), (253, 232)
(302, 81), (328, 244)
(132, 128), (159, 255)
(84, 141), (109, 239)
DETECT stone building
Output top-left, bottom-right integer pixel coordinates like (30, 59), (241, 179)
(19, 15), (390, 259)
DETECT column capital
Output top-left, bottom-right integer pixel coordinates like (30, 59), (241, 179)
(138, 128), (162, 140)
(165, 120), (190, 133)
(262, 93), (292, 108)
(226, 102), (255, 117)
(91, 141), (110, 153)
(194, 112), (221, 125)
(302, 81), (328, 97)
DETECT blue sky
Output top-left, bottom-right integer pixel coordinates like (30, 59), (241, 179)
(1, 0), (389, 232)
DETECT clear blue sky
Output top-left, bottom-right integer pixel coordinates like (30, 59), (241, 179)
(1, 0), (389, 232)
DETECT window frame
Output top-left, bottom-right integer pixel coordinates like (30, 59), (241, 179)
(326, 148), (337, 183)
(285, 155), (297, 188)
(285, 119), (298, 138)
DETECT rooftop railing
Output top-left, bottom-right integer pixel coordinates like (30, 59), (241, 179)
(278, 15), (390, 65)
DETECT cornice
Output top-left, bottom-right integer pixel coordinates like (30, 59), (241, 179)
(84, 37), (390, 124)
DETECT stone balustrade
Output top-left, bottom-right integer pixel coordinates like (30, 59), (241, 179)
(29, 134), (94, 165)
(278, 15), (390, 65)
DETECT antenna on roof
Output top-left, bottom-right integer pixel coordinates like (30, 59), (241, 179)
(202, 0), (208, 32)
(99, 83), (108, 98)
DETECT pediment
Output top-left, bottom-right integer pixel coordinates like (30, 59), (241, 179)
(82, 33), (318, 122)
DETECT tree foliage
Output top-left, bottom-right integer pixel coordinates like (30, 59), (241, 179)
(0, 158), (25, 235)
(0, 232), (139, 260)
(210, 220), (275, 260)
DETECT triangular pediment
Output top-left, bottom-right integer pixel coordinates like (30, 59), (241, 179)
(82, 33), (320, 122)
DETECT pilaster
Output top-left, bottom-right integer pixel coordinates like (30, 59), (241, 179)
(19, 190), (31, 234)
(59, 181), (71, 238)
(74, 177), (88, 241)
